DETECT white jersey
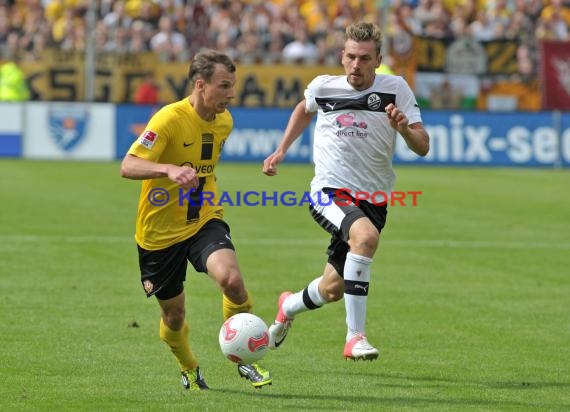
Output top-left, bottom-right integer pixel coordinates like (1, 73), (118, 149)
(305, 74), (422, 196)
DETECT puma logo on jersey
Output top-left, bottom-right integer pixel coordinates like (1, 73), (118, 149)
(326, 102), (337, 110)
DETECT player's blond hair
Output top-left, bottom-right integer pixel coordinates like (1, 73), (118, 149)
(345, 22), (383, 57)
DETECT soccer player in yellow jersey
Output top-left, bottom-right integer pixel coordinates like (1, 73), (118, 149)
(120, 50), (271, 391)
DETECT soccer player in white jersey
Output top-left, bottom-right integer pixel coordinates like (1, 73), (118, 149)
(262, 21), (430, 360)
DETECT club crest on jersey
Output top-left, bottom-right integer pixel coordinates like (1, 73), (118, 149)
(140, 130), (158, 149)
(367, 93), (382, 110)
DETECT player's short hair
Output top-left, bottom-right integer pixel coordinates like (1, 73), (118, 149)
(345, 22), (383, 57)
(188, 49), (236, 88)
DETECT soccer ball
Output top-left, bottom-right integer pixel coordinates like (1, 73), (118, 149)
(219, 313), (269, 364)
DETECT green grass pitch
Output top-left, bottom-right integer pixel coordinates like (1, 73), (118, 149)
(1, 159), (569, 411)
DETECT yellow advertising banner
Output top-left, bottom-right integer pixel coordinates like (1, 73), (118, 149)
(18, 50), (344, 106)
(414, 37), (518, 75)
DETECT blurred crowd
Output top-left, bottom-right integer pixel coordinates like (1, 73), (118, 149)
(0, 0), (376, 65)
(0, 0), (569, 70)
(391, 0), (570, 80)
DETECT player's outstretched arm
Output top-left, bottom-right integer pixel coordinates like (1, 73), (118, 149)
(263, 100), (315, 176)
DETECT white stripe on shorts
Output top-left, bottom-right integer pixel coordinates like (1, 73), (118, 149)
(309, 189), (347, 232)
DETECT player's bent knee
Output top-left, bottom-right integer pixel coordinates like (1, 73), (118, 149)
(349, 230), (379, 253)
(162, 310), (185, 330)
(222, 272), (245, 291)
(321, 285), (344, 302)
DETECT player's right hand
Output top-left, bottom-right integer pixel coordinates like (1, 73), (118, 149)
(168, 165), (198, 190)
(262, 152), (283, 176)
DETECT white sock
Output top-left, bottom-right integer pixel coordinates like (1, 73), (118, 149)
(283, 276), (325, 317)
(343, 252), (372, 341)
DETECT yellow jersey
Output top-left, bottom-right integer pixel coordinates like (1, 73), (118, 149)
(128, 98), (233, 250)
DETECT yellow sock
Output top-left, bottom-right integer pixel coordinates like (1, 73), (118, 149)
(223, 292), (253, 320)
(159, 318), (198, 372)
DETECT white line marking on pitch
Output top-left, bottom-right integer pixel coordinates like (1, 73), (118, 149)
(1, 235), (569, 250)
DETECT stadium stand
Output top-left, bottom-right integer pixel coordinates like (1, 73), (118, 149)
(1, 1), (568, 64)
(0, 0), (568, 107)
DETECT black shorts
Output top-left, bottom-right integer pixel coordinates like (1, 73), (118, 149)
(309, 188), (387, 277)
(137, 219), (235, 300)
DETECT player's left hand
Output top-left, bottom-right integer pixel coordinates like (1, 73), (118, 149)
(385, 103), (409, 133)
